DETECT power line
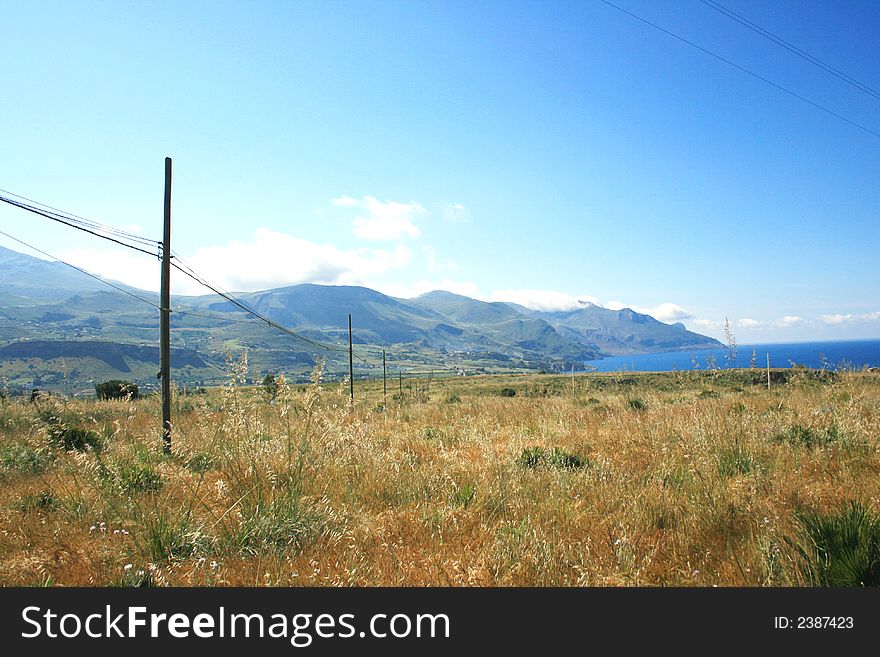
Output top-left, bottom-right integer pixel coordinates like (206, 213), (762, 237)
(597, 0), (880, 140)
(0, 194), (160, 257)
(698, 0), (880, 102)
(0, 188), (376, 366)
(173, 307), (345, 352)
(168, 251), (374, 364)
(169, 260), (371, 362)
(0, 187), (159, 248)
(0, 228), (162, 310)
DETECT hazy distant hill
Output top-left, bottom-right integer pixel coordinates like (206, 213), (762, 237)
(509, 302), (721, 355)
(0, 245), (720, 391)
(0, 245), (141, 303)
(409, 291), (599, 360)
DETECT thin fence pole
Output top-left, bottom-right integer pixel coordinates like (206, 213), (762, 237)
(348, 314), (354, 404)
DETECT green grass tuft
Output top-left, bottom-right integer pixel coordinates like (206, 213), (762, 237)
(517, 446), (587, 470)
(788, 501), (880, 586)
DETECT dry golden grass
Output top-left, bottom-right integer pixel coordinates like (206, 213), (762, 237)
(1, 361), (878, 587)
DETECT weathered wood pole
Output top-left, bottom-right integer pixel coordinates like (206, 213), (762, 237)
(160, 157), (172, 454)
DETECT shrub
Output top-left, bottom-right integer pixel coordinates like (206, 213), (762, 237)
(223, 489), (323, 556)
(627, 397), (647, 411)
(0, 443), (52, 477)
(95, 380), (139, 401)
(38, 406), (104, 452)
(774, 424), (841, 449)
(445, 393), (462, 404)
(516, 446), (587, 470)
(717, 442), (756, 477)
(115, 461), (163, 494)
(136, 508), (209, 562)
(17, 490), (58, 513)
(500, 388), (517, 397)
(50, 426), (102, 452)
(261, 374), (278, 401)
(788, 501), (880, 586)
(452, 483), (476, 508)
(423, 426), (443, 440)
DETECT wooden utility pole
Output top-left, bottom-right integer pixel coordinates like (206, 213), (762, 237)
(766, 353), (771, 390)
(160, 157), (172, 454)
(399, 367), (402, 397)
(348, 314), (354, 404)
(382, 349), (387, 406)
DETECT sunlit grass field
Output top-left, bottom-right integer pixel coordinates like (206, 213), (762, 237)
(1, 360), (878, 586)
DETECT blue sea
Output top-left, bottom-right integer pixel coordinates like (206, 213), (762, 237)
(584, 339), (880, 373)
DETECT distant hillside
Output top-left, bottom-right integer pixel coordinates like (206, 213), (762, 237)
(0, 339), (220, 393)
(0, 340), (209, 372)
(511, 303), (722, 355)
(196, 284), (444, 344)
(409, 291), (598, 361)
(0, 245), (142, 303)
(0, 245), (723, 391)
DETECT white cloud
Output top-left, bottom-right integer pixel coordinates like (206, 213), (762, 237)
(59, 228), (413, 295)
(736, 318), (762, 328)
(646, 303), (693, 322)
(331, 196), (360, 208)
(605, 300), (693, 323)
(333, 195), (425, 241)
(441, 202), (470, 223)
(490, 289), (600, 312)
(57, 246), (162, 292)
(692, 318), (719, 328)
(821, 311), (880, 325)
(778, 315), (805, 326)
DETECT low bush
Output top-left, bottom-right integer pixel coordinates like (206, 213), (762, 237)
(115, 460), (163, 494)
(788, 501), (880, 586)
(95, 380), (139, 401)
(50, 426), (102, 452)
(627, 397), (647, 411)
(0, 443), (52, 477)
(516, 446), (587, 470)
(17, 490), (58, 513)
(717, 442), (756, 477)
(774, 424), (841, 449)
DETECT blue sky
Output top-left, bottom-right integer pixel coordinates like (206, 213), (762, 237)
(0, 0), (878, 343)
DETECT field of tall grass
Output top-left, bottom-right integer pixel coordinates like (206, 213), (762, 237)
(1, 359), (878, 587)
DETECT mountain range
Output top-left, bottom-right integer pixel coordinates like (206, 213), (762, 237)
(0, 245), (721, 392)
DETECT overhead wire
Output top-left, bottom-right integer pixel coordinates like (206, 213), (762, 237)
(169, 250), (374, 364)
(698, 0), (880, 102)
(1, 188), (398, 369)
(597, 0), (880, 139)
(169, 262), (375, 366)
(0, 194), (160, 257)
(0, 187), (159, 247)
(0, 228), (162, 310)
